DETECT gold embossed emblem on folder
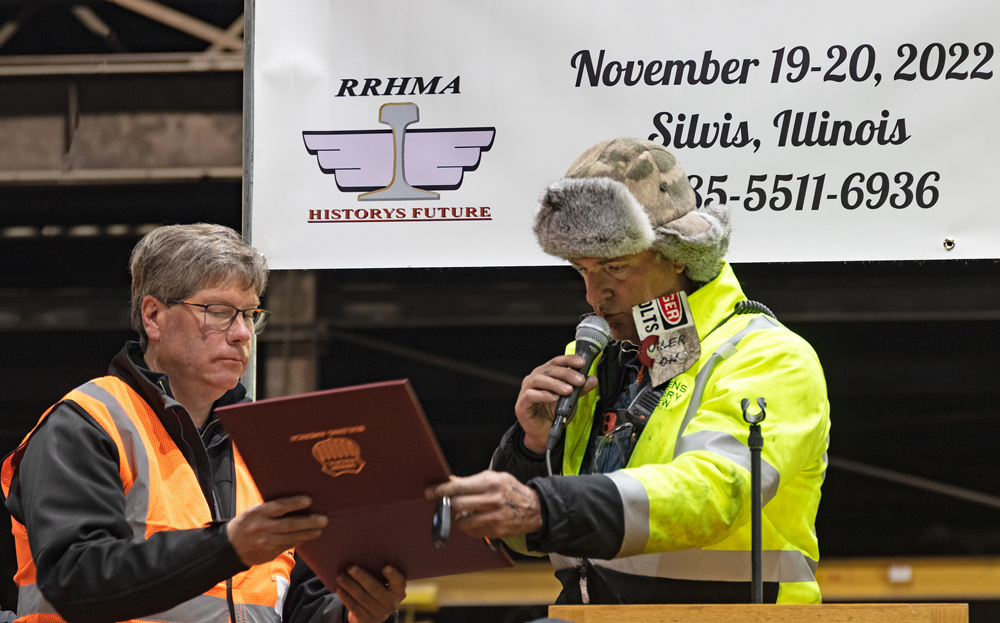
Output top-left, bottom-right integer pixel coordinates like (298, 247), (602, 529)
(312, 436), (366, 477)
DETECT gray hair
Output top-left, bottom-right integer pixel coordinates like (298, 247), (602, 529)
(129, 223), (268, 349)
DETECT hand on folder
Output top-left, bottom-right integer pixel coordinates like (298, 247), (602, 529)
(425, 471), (543, 539)
(227, 495), (327, 566)
(227, 495), (405, 623)
(337, 565), (407, 623)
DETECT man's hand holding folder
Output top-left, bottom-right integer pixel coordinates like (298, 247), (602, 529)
(227, 493), (405, 623)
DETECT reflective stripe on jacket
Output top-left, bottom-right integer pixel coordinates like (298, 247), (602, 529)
(550, 262), (830, 604)
(1, 376), (295, 622)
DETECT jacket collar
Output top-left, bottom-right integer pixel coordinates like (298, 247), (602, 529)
(687, 261), (747, 341)
(110, 342), (249, 438)
(606, 260), (746, 352)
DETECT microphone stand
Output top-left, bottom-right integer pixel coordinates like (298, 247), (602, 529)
(741, 397), (767, 604)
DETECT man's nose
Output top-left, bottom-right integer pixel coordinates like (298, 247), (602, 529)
(584, 274), (610, 308)
(228, 313), (253, 342)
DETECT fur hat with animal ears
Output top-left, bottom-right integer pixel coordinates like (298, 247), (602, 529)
(533, 137), (731, 283)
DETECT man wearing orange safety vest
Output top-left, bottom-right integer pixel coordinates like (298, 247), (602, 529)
(2, 224), (405, 623)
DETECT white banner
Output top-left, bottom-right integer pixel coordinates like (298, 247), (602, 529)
(251, 0), (1000, 269)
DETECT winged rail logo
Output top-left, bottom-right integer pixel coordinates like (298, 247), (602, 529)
(303, 102), (495, 201)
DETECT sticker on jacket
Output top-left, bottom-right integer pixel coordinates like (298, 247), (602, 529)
(632, 292), (700, 387)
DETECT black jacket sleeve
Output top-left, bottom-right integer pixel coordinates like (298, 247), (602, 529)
(283, 555), (345, 623)
(490, 423), (562, 480)
(4, 402), (247, 623)
(525, 474), (625, 560)
(490, 423), (626, 560)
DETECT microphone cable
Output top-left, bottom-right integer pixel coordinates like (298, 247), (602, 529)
(701, 300), (776, 342)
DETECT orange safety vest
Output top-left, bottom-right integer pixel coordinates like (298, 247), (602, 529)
(1, 377), (295, 623)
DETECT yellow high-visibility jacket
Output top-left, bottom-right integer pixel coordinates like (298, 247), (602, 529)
(496, 261), (830, 604)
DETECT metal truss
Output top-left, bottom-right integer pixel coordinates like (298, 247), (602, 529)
(0, 2), (246, 185)
(0, 0), (244, 63)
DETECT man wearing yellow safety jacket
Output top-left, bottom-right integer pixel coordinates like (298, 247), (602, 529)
(2, 225), (405, 623)
(426, 138), (830, 606)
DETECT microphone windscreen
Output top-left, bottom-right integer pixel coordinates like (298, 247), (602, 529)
(574, 315), (611, 353)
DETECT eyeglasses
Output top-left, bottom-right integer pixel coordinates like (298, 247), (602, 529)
(591, 422), (638, 475)
(170, 300), (271, 334)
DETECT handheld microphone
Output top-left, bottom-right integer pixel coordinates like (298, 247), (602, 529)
(546, 315), (612, 452)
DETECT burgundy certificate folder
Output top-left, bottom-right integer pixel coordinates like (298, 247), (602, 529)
(216, 379), (513, 586)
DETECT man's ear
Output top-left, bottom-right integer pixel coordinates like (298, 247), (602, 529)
(672, 260), (687, 274)
(141, 296), (164, 343)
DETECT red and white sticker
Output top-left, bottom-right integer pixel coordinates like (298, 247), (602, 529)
(632, 291), (700, 386)
(634, 292), (692, 339)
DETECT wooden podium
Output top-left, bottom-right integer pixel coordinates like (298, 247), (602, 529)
(548, 603), (968, 622)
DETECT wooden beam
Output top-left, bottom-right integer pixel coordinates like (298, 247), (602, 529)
(399, 558), (1000, 608)
(819, 557), (1000, 601)
(829, 457), (1000, 509)
(0, 52), (243, 76)
(0, 166), (242, 185)
(402, 562), (560, 608)
(71, 4), (127, 53)
(0, 21), (21, 50)
(206, 13), (244, 52)
(0, 5), (37, 51)
(548, 604), (968, 623)
(71, 5), (113, 38)
(104, 0), (244, 50)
